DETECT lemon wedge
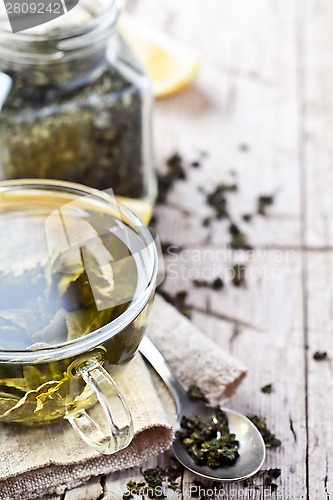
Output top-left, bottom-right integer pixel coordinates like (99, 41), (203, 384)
(116, 196), (153, 225)
(118, 13), (201, 98)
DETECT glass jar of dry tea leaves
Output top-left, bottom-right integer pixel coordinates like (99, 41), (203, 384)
(0, 0), (156, 222)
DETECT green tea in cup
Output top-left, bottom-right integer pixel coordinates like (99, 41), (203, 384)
(0, 180), (157, 454)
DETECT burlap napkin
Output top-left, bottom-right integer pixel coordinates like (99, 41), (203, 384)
(0, 295), (247, 500)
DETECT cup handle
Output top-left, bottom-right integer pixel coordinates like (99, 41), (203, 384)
(65, 358), (134, 454)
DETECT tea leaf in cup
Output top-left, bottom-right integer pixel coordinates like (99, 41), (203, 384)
(0, 377), (69, 422)
(0, 395), (21, 415)
(32, 309), (67, 343)
(23, 365), (50, 390)
(66, 308), (112, 341)
(0, 190), (143, 424)
(35, 377), (69, 413)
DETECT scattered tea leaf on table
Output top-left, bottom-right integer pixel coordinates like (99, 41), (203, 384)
(229, 223), (252, 250)
(257, 195), (274, 215)
(261, 383), (273, 394)
(248, 415), (281, 448)
(313, 351), (328, 361)
(193, 277), (224, 290)
(232, 263), (246, 287)
(244, 467), (282, 491)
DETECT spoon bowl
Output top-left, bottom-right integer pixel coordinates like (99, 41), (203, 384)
(139, 336), (266, 481)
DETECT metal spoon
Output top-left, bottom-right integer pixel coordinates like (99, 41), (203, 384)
(139, 336), (266, 481)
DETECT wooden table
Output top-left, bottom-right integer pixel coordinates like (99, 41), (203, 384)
(50, 0), (333, 498)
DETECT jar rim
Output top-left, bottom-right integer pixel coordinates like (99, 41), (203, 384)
(0, 179), (158, 364)
(0, 0), (119, 63)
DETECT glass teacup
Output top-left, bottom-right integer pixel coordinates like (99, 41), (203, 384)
(0, 180), (158, 454)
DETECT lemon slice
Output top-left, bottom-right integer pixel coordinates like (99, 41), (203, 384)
(116, 196), (153, 225)
(118, 13), (201, 98)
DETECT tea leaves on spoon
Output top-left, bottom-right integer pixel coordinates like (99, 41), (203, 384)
(176, 407), (239, 468)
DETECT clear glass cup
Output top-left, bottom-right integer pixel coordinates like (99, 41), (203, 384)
(0, 179), (158, 454)
(0, 0), (156, 223)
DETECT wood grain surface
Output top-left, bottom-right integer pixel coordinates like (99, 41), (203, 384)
(49, 0), (332, 498)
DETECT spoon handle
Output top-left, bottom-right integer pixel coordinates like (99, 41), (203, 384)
(139, 336), (188, 413)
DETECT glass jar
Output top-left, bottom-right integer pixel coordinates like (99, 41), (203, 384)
(0, 0), (156, 223)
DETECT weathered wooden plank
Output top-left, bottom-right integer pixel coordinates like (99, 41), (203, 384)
(162, 246), (302, 333)
(302, 0), (333, 249)
(102, 467), (143, 499)
(39, 496), (64, 500)
(99, 239), (309, 500)
(305, 252), (333, 499)
(299, 1), (333, 498)
(131, 0), (301, 249)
